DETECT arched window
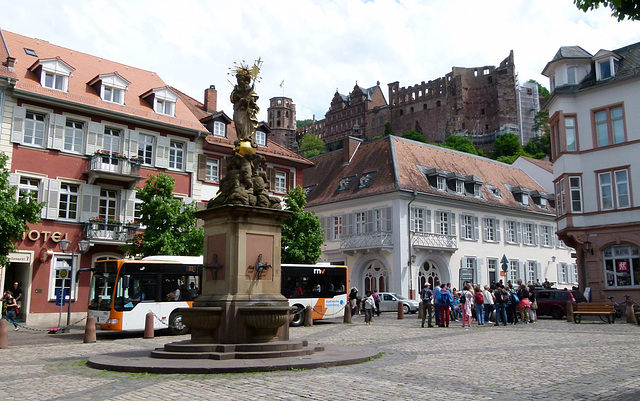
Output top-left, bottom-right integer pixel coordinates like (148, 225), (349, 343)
(418, 261), (441, 291)
(604, 244), (640, 288)
(364, 261), (388, 293)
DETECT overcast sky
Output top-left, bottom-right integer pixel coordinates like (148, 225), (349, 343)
(2, 0), (639, 122)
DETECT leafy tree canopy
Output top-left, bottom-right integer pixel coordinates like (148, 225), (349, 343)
(384, 122), (394, 137)
(442, 135), (479, 155)
(527, 79), (550, 100)
(122, 172), (203, 257)
(523, 133), (551, 160)
(402, 130), (428, 143)
(281, 186), (323, 264)
(297, 119), (313, 128)
(0, 154), (44, 266)
(493, 133), (522, 159)
(298, 133), (326, 159)
(574, 0), (640, 21)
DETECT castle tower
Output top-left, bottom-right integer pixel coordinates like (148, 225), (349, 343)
(268, 97), (297, 149)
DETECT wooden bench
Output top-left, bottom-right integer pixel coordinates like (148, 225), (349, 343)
(573, 302), (616, 324)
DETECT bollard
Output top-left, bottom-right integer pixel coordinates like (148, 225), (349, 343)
(144, 311), (155, 339)
(625, 300), (637, 324)
(344, 303), (352, 323)
(397, 301), (404, 319)
(418, 302), (424, 319)
(304, 305), (313, 326)
(83, 315), (97, 343)
(0, 319), (8, 349)
(566, 301), (574, 323)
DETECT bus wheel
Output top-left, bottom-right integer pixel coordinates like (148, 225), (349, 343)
(168, 312), (190, 335)
(290, 305), (305, 327)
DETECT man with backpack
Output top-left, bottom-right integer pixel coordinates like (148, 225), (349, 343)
(492, 283), (508, 326)
(438, 284), (453, 327)
(420, 283), (434, 328)
(433, 280), (442, 326)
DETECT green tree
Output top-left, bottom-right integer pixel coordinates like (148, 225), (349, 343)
(402, 130), (428, 143)
(442, 135), (479, 155)
(527, 79), (550, 100)
(298, 133), (326, 159)
(384, 122), (394, 136)
(122, 172), (203, 257)
(523, 133), (551, 160)
(296, 119), (313, 128)
(281, 186), (323, 264)
(573, 0), (640, 21)
(0, 154), (44, 266)
(493, 133), (522, 159)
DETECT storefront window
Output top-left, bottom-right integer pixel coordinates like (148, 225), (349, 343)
(604, 245), (640, 288)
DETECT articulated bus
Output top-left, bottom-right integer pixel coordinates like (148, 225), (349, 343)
(88, 256), (348, 332)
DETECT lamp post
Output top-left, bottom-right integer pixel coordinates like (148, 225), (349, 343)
(58, 239), (91, 331)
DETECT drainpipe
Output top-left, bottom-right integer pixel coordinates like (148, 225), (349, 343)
(407, 190), (417, 299)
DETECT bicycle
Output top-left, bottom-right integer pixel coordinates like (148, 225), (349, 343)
(606, 295), (640, 320)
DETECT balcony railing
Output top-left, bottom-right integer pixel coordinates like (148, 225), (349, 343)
(87, 155), (141, 182)
(411, 232), (457, 250)
(340, 231), (393, 250)
(83, 222), (138, 242)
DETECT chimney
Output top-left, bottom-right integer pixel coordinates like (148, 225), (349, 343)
(204, 85), (217, 113)
(5, 56), (16, 69)
(343, 136), (362, 165)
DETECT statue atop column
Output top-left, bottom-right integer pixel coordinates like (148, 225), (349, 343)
(208, 58), (281, 210)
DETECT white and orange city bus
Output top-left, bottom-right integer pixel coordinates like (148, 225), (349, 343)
(87, 257), (348, 332)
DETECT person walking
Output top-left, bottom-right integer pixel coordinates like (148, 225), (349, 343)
(420, 284), (434, 328)
(2, 290), (19, 330)
(473, 285), (485, 326)
(517, 282), (531, 324)
(461, 284), (473, 327)
(438, 285), (453, 327)
(528, 285), (537, 322)
(433, 281), (442, 326)
(372, 289), (381, 317)
(506, 284), (519, 325)
(363, 291), (375, 325)
(492, 284), (508, 327)
(482, 285), (494, 324)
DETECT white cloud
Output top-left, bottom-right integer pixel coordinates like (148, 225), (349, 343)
(2, 0), (639, 122)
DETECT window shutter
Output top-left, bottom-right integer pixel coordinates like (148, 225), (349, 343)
(533, 224), (539, 246)
(459, 214), (465, 237)
(518, 261), (525, 281)
(8, 174), (19, 197)
(344, 213), (353, 235)
(516, 222), (522, 243)
(385, 207), (392, 231)
(556, 263), (562, 283)
(535, 262), (542, 283)
(435, 212), (442, 234)
(572, 264), (578, 283)
(127, 129), (139, 156)
(409, 207), (415, 232)
(220, 156), (228, 180)
(551, 228), (556, 248)
(80, 184), (101, 222)
(460, 257), (466, 270)
(50, 114), (66, 150)
(321, 216), (330, 241)
(122, 189), (136, 223)
(185, 141), (196, 172)
(197, 155), (207, 181)
(155, 136), (170, 168)
(450, 212), (456, 236)
(476, 259), (483, 285)
(11, 106), (26, 144)
(267, 168), (276, 190)
(482, 218), (488, 241)
(426, 209), (432, 233)
(45, 179), (61, 220)
(85, 122), (104, 155)
(496, 220), (501, 242)
(366, 210), (374, 232)
(473, 216), (479, 240)
(288, 170), (295, 191)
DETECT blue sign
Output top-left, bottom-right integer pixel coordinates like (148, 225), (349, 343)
(55, 288), (66, 306)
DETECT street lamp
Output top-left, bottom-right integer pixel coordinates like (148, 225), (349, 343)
(58, 239), (91, 331)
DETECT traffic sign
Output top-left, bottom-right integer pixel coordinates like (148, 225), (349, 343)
(55, 288), (66, 306)
(59, 269), (69, 279)
(500, 254), (509, 272)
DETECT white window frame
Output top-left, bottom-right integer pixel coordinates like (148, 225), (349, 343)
(615, 169), (630, 209)
(455, 180), (464, 195)
(509, 260), (519, 282)
(213, 121), (226, 137)
(18, 177), (41, 203)
(155, 98), (175, 116)
(523, 223), (535, 246)
(24, 111), (46, 147)
(541, 225), (553, 247)
(460, 214), (474, 240)
(558, 263), (569, 284)
(274, 171), (287, 194)
(256, 130), (267, 146)
(565, 116), (576, 151)
(411, 207), (424, 233)
(596, 58), (614, 81)
(137, 133), (155, 165)
(58, 183), (79, 221)
(44, 71), (67, 91)
(437, 176), (446, 191)
(569, 176), (583, 213)
(483, 217), (499, 242)
(168, 140), (185, 170)
(205, 158), (220, 183)
(598, 172), (614, 211)
(354, 211), (366, 234)
(49, 254), (80, 301)
(64, 120), (84, 153)
(505, 220), (517, 244)
(103, 85), (124, 104)
(527, 261), (536, 284)
(332, 215), (343, 240)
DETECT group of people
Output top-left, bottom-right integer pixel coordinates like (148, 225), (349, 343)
(2, 282), (22, 331)
(349, 287), (381, 324)
(420, 279), (538, 328)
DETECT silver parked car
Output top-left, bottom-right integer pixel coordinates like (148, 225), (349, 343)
(379, 292), (421, 314)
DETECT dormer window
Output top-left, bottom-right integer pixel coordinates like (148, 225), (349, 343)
(89, 72), (130, 105)
(214, 121), (226, 137)
(437, 176), (446, 191)
(592, 50), (620, 81)
(29, 58), (74, 92)
(141, 87), (178, 116)
(598, 59), (612, 80)
(256, 130), (266, 146)
(455, 180), (464, 194)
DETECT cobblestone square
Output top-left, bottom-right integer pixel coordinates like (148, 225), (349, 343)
(3, 314), (640, 400)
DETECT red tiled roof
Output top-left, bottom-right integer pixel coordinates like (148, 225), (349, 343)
(305, 136), (554, 214)
(519, 156), (553, 173)
(1, 30), (205, 132)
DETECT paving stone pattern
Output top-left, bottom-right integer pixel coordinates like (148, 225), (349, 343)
(3, 315), (640, 400)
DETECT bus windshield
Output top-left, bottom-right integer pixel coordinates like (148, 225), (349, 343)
(89, 261), (118, 311)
